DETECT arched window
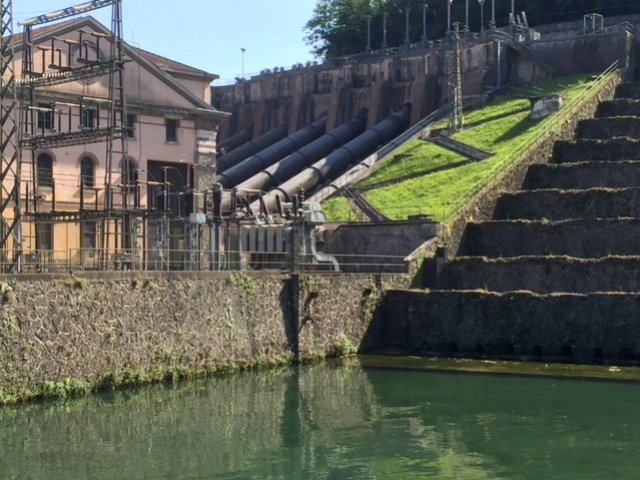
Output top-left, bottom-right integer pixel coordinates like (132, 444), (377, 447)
(122, 158), (138, 192)
(37, 153), (53, 187)
(80, 157), (95, 188)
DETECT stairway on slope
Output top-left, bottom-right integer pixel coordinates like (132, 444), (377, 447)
(343, 188), (390, 223)
(426, 132), (493, 162)
(436, 81), (640, 295)
(492, 31), (557, 77)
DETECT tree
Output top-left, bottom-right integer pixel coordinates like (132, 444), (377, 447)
(304, 0), (381, 58)
(304, 0), (640, 60)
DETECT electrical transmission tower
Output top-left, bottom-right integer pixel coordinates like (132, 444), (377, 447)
(0, 0), (21, 272)
(448, 22), (464, 133)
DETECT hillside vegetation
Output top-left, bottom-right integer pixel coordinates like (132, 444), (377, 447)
(306, 0), (638, 59)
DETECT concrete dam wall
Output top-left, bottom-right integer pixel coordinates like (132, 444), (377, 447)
(213, 30), (633, 142)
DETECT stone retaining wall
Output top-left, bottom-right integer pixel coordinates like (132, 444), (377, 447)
(375, 290), (640, 362)
(0, 272), (409, 403)
(441, 70), (622, 258)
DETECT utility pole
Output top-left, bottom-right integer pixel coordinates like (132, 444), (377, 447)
(478, 0), (485, 32)
(465, 0), (469, 32)
(0, 0), (20, 273)
(490, 0), (495, 29)
(382, 11), (388, 48)
(405, 6), (411, 47)
(366, 15), (371, 51)
(510, 0), (515, 26)
(448, 22), (464, 133)
(240, 47), (246, 79)
(422, 3), (428, 42)
(447, 0), (452, 33)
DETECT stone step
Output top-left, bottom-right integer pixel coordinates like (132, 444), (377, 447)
(380, 289), (640, 361)
(493, 188), (640, 221)
(597, 99), (640, 118)
(553, 138), (640, 163)
(444, 256), (640, 294)
(458, 219), (640, 258)
(575, 117), (640, 141)
(615, 82), (640, 100)
(522, 162), (640, 190)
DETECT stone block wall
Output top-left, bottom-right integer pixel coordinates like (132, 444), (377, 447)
(0, 272), (409, 402)
(375, 290), (640, 363)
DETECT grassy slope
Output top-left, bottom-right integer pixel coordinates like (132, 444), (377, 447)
(361, 74), (594, 222)
(323, 196), (356, 223)
(357, 143), (468, 190)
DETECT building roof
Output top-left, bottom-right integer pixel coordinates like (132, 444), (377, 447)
(12, 21), (71, 44)
(136, 48), (218, 80)
(11, 16), (227, 118)
(13, 16), (217, 80)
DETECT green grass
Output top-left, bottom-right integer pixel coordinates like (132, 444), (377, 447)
(348, 73), (597, 222)
(323, 196), (356, 222)
(518, 73), (597, 100)
(455, 97), (530, 128)
(357, 142), (467, 190)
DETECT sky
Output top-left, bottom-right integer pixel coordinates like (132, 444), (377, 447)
(14, 0), (318, 85)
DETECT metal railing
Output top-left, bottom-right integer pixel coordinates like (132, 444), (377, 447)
(428, 134), (493, 161)
(603, 21), (635, 35)
(492, 30), (558, 75)
(5, 248), (411, 275)
(442, 61), (620, 222)
(308, 103), (451, 205)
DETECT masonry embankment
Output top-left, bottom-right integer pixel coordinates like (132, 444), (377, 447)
(615, 82), (640, 99)
(522, 162), (640, 190)
(443, 256), (640, 294)
(553, 138), (640, 162)
(0, 272), (409, 404)
(441, 70), (621, 257)
(458, 219), (640, 257)
(576, 117), (640, 140)
(596, 99), (640, 117)
(493, 187), (640, 220)
(374, 290), (640, 362)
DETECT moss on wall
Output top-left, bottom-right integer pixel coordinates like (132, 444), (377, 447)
(0, 272), (409, 405)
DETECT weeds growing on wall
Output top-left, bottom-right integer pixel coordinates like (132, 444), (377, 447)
(0, 315), (18, 346)
(331, 333), (357, 358)
(0, 354), (298, 406)
(229, 272), (255, 296)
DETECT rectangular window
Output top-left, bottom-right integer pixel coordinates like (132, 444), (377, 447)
(126, 114), (136, 138)
(81, 108), (95, 129)
(36, 104), (53, 131)
(81, 221), (97, 250)
(37, 223), (53, 251)
(165, 118), (178, 142)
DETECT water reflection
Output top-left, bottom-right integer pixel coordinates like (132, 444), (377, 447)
(2, 362), (640, 479)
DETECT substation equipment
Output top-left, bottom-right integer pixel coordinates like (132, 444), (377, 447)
(209, 185), (339, 272)
(0, 0), (174, 272)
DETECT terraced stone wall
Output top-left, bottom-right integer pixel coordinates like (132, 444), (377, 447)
(441, 70), (623, 259)
(375, 290), (640, 362)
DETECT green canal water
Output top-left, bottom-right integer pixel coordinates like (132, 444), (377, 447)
(2, 358), (640, 479)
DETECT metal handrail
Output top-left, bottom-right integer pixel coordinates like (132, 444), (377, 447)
(443, 61), (620, 222)
(308, 103), (451, 205)
(492, 30), (557, 75)
(4, 248), (413, 274)
(603, 21), (635, 34)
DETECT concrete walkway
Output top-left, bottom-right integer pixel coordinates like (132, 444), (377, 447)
(426, 132), (493, 162)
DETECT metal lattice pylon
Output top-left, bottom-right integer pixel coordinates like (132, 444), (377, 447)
(448, 22), (464, 133)
(102, 0), (131, 261)
(0, 0), (21, 272)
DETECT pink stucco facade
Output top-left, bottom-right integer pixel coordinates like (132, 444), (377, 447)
(4, 16), (228, 259)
